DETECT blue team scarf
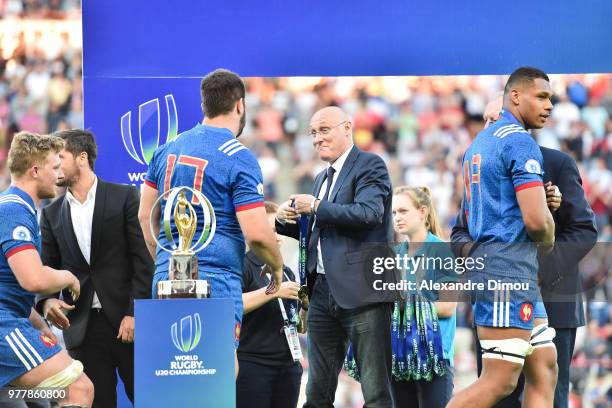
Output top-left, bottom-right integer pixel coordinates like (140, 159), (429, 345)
(344, 240), (446, 382)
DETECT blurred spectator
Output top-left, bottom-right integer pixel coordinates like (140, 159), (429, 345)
(552, 92), (581, 139)
(0, 14), (82, 178)
(1, 0), (80, 18)
(582, 97), (609, 139)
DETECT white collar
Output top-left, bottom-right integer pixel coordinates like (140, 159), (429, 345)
(66, 177), (98, 205)
(329, 144), (353, 174)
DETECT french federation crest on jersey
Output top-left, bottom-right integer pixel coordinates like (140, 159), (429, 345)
(257, 183), (264, 195)
(519, 302), (533, 322)
(12, 226), (31, 242)
(525, 159), (541, 174)
(40, 334), (57, 348)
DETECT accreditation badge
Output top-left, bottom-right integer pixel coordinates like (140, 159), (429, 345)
(283, 324), (303, 362)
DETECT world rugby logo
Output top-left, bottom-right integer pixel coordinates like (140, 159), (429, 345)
(171, 313), (202, 353)
(121, 95), (179, 165)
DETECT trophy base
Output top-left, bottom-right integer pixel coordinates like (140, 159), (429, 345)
(157, 279), (211, 299)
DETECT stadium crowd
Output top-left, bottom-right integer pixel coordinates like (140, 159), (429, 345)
(0, 0), (81, 19)
(0, 5), (609, 408)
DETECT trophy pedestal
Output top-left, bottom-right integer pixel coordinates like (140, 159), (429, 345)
(157, 279), (211, 299)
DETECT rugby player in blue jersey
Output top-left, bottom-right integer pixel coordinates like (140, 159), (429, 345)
(448, 67), (557, 408)
(0, 132), (94, 407)
(139, 69), (284, 376)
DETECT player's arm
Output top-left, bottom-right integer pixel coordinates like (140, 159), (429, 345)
(517, 187), (555, 246)
(237, 207), (284, 288)
(139, 183), (160, 261)
(233, 152), (284, 293)
(9, 249), (80, 297)
(504, 133), (555, 249)
(243, 283), (300, 314)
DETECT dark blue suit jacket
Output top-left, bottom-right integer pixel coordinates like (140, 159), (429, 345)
(451, 147), (597, 328)
(277, 146), (395, 309)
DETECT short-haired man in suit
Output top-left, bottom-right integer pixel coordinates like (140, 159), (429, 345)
(35, 129), (154, 408)
(276, 106), (395, 407)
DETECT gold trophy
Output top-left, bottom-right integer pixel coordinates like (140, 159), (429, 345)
(151, 187), (216, 299)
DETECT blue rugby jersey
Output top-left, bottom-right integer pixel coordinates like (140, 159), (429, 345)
(462, 110), (545, 278)
(145, 124), (264, 278)
(0, 186), (41, 318)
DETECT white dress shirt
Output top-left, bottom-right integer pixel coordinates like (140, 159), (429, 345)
(65, 178), (101, 309)
(315, 145), (353, 274)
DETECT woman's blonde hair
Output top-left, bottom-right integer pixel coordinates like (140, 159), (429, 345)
(393, 185), (443, 237)
(8, 132), (64, 178)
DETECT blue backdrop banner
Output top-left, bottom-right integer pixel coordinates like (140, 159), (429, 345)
(134, 299), (235, 408)
(83, 2), (611, 407)
(84, 78), (204, 184)
(82, 0), (612, 183)
(83, 0), (612, 78)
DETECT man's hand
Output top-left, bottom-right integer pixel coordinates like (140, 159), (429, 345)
(260, 264), (283, 295)
(276, 200), (300, 224)
(43, 298), (75, 330)
(545, 182), (562, 212)
(117, 316), (135, 343)
(64, 271), (80, 302)
(289, 194), (318, 215)
(274, 281), (300, 300)
(483, 96), (503, 128)
(297, 308), (308, 334)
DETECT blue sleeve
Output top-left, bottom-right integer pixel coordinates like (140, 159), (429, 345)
(231, 150), (265, 212)
(145, 147), (162, 190)
(501, 132), (544, 191)
(0, 205), (38, 259)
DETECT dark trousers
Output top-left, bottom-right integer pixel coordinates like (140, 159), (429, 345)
(304, 276), (393, 408)
(236, 360), (302, 408)
(69, 309), (134, 408)
(475, 327), (576, 408)
(391, 361), (454, 408)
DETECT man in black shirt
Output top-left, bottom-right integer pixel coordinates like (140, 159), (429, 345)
(237, 201), (304, 408)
